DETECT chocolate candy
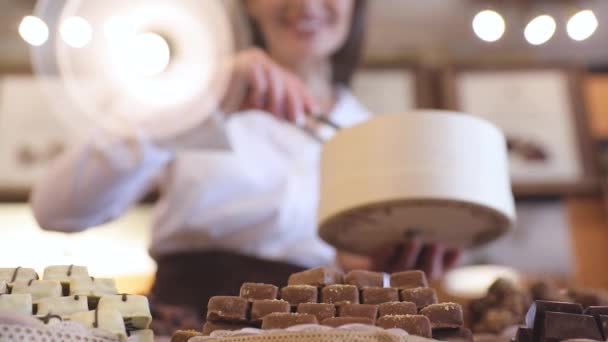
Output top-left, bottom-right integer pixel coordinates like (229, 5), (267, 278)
(543, 311), (602, 341)
(390, 270), (428, 289)
(376, 315), (432, 338)
(11, 280), (62, 301)
(338, 304), (378, 320)
(378, 302), (417, 317)
(583, 307), (608, 339)
(0, 293), (33, 315)
(206, 296), (249, 322)
(171, 329), (204, 341)
(297, 303), (335, 322)
(515, 327), (533, 342)
(0, 267), (38, 283)
(280, 285), (318, 306)
(201, 322), (252, 335)
(0, 281), (6, 294)
(343, 270), (383, 288)
(322, 316), (375, 327)
(287, 267), (342, 287)
(261, 312), (317, 330)
(321, 284), (359, 305)
(97, 294), (152, 330)
(432, 327), (473, 342)
(250, 300), (290, 322)
(36, 295), (88, 317)
(420, 303), (464, 329)
(400, 287), (438, 309)
(240, 283), (279, 302)
(361, 287), (399, 305)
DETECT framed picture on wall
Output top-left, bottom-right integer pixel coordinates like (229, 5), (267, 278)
(0, 74), (80, 200)
(442, 65), (598, 196)
(351, 63), (435, 114)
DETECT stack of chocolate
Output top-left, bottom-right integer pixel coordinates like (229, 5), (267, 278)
(0, 265), (154, 341)
(173, 267), (471, 341)
(516, 300), (608, 342)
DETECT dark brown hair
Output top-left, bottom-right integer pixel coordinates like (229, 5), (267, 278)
(245, 0), (368, 87)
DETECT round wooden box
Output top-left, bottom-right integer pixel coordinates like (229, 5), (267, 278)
(317, 110), (516, 255)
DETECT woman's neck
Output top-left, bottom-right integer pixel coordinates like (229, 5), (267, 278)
(278, 58), (336, 114)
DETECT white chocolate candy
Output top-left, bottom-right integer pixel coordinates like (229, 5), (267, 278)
(0, 293), (33, 315)
(43, 265), (89, 284)
(70, 277), (118, 297)
(128, 329), (154, 342)
(0, 281), (6, 294)
(11, 280), (62, 301)
(98, 294), (152, 330)
(36, 295), (89, 317)
(70, 309), (127, 340)
(0, 267), (38, 283)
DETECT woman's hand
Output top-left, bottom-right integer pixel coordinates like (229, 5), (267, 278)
(220, 48), (316, 124)
(336, 240), (461, 280)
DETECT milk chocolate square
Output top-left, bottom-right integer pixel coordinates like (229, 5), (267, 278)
(297, 303), (335, 322)
(11, 280), (62, 301)
(321, 284), (359, 305)
(390, 270), (428, 289)
(288, 267), (343, 287)
(361, 287), (399, 305)
(420, 303), (464, 328)
(400, 287), (438, 309)
(378, 302), (417, 317)
(240, 283), (278, 302)
(280, 285), (318, 306)
(376, 314), (432, 338)
(250, 300), (290, 322)
(206, 296), (249, 322)
(261, 312), (317, 330)
(432, 327), (473, 342)
(338, 303), (378, 320)
(322, 316), (375, 327)
(343, 270), (384, 288)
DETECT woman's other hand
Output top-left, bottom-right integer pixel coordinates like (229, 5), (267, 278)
(220, 48), (317, 124)
(336, 241), (461, 280)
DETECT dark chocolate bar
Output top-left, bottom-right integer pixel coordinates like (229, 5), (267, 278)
(543, 311), (602, 341)
(525, 300), (584, 341)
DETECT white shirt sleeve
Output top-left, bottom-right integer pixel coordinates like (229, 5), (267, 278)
(30, 130), (173, 232)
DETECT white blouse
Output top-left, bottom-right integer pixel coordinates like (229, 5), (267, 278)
(30, 89), (371, 268)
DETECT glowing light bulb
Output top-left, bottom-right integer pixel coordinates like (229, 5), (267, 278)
(19, 16), (49, 46)
(567, 10), (598, 41)
(472, 10), (506, 42)
(524, 15), (556, 46)
(60, 16), (93, 48)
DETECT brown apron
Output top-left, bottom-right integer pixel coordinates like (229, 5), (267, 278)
(148, 250), (305, 335)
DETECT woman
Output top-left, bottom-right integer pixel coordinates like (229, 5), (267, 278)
(31, 0), (459, 330)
